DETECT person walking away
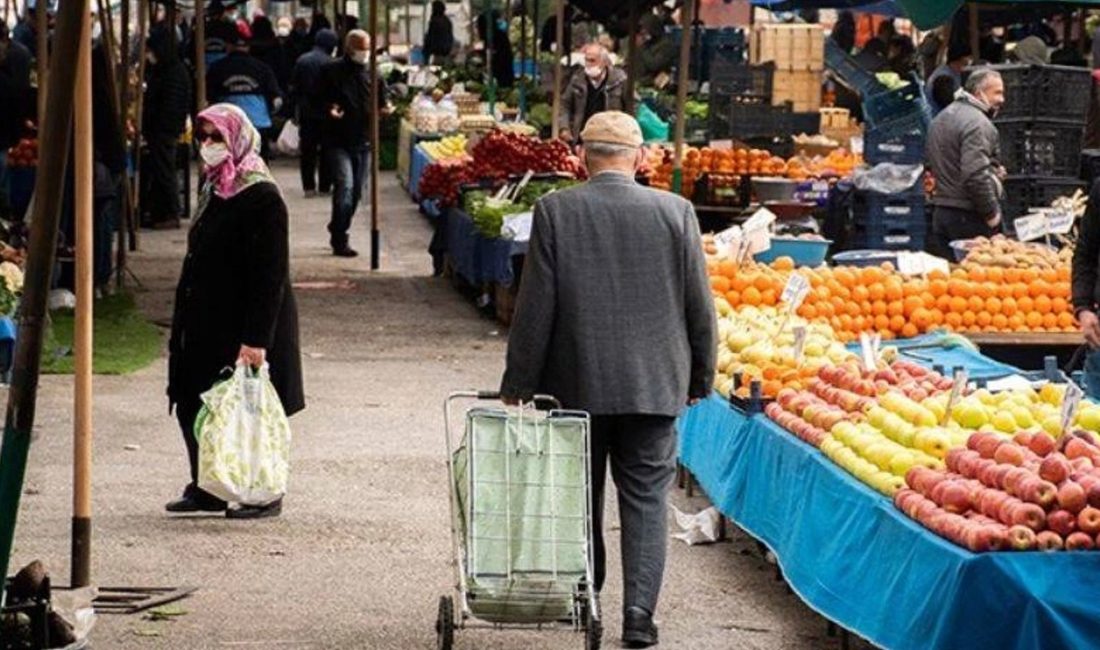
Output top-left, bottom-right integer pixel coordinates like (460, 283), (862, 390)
(0, 24), (32, 221)
(166, 103), (304, 519)
(203, 0), (240, 67)
(142, 25), (192, 229)
(422, 1), (454, 65)
(1073, 180), (1100, 398)
(559, 43), (629, 144)
(207, 27), (283, 160)
(500, 111), (716, 649)
(926, 41), (971, 116)
(925, 68), (1006, 259)
(477, 10), (515, 89)
(318, 29), (386, 257)
(290, 17), (312, 60)
(291, 28), (338, 197)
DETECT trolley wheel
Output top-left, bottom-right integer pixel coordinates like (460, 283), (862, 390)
(436, 596), (454, 650)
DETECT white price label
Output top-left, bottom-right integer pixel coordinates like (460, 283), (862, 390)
(942, 369), (968, 426)
(1061, 382), (1085, 435)
(714, 225), (742, 258)
(792, 325), (807, 364)
(859, 332), (880, 372)
(897, 251), (950, 277)
(742, 207), (777, 233)
(745, 227), (772, 255)
(1015, 209), (1077, 242)
(781, 273), (811, 311)
(1048, 208), (1076, 235)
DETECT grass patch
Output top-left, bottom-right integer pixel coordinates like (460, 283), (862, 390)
(41, 292), (163, 375)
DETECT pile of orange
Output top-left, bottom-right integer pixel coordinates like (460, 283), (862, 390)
(707, 257), (1077, 342)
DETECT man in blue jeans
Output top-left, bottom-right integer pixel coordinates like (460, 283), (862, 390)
(318, 29), (386, 257)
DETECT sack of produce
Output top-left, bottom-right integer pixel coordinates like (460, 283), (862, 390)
(196, 363), (291, 506)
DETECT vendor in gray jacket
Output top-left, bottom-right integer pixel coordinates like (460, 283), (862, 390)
(559, 44), (629, 143)
(925, 68), (1006, 259)
(501, 111), (716, 649)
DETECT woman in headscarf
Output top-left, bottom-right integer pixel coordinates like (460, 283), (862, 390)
(166, 104), (304, 520)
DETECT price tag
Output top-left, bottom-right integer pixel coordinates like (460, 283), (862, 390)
(1047, 207), (1076, 235)
(714, 225), (743, 258)
(742, 207), (777, 233)
(1061, 382), (1085, 435)
(792, 325), (807, 364)
(1013, 213), (1047, 242)
(896, 251), (951, 277)
(941, 368), (968, 426)
(780, 273), (811, 311)
(1015, 209), (1076, 242)
(710, 140), (734, 151)
(859, 332), (880, 372)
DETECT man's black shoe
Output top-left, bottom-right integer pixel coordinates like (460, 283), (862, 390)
(622, 606), (658, 648)
(333, 246), (359, 258)
(165, 494), (226, 513)
(226, 499), (283, 520)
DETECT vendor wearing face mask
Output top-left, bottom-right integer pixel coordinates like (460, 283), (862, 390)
(318, 29), (388, 257)
(925, 67), (1007, 260)
(559, 44), (629, 144)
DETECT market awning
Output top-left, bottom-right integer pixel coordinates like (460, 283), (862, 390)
(750, 0), (906, 16)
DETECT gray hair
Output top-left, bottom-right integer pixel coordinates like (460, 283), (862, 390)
(584, 141), (638, 160)
(965, 68), (1002, 94)
(583, 43), (612, 66)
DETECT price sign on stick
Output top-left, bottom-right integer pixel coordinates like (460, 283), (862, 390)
(780, 273), (811, 312)
(742, 208), (776, 255)
(792, 325), (807, 365)
(714, 225), (742, 259)
(941, 369), (968, 426)
(859, 332), (880, 372)
(1015, 209), (1077, 242)
(1061, 382), (1086, 435)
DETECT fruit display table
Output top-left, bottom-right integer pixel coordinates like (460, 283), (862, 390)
(862, 333), (1020, 381)
(408, 143), (434, 202)
(678, 393), (1100, 650)
(441, 207), (528, 287)
(962, 331), (1085, 372)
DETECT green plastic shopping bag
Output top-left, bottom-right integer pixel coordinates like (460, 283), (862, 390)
(195, 363), (291, 506)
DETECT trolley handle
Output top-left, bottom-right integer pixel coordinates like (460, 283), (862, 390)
(472, 391), (562, 410)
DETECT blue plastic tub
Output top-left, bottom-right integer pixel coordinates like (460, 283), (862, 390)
(754, 237), (831, 267)
(831, 249), (901, 268)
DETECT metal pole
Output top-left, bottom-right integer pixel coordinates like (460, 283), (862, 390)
(531, 0), (538, 83)
(119, 0), (129, 107)
(72, 0), (94, 589)
(671, 0), (694, 195)
(369, 0), (380, 270)
(0, 0), (84, 593)
(35, 0), (47, 123)
(624, 0), (638, 114)
(968, 4), (979, 61)
(132, 0), (148, 248)
(95, 0), (132, 288)
(196, 0), (206, 109)
(550, 0), (562, 139)
(486, 2), (495, 115)
(518, 0), (526, 118)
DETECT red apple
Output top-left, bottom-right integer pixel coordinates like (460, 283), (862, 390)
(1071, 457), (1095, 473)
(968, 432), (994, 452)
(1010, 503), (1048, 532)
(1003, 467), (1032, 495)
(1022, 479), (1058, 510)
(1006, 525), (1037, 550)
(998, 497), (1025, 526)
(945, 448), (968, 473)
(966, 524), (1007, 552)
(1048, 510), (1079, 537)
(1039, 456), (1072, 484)
(1087, 483), (1100, 509)
(977, 436), (1005, 460)
(1077, 507), (1100, 535)
(994, 444), (1026, 467)
(941, 483), (971, 515)
(1013, 431), (1036, 448)
(1066, 531), (1096, 551)
(1065, 438), (1094, 461)
(1036, 530), (1065, 551)
(992, 465), (1016, 490)
(1058, 481), (1088, 514)
(1028, 433), (1057, 458)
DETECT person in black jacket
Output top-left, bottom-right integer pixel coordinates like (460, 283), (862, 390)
(423, 1), (454, 64)
(290, 28), (338, 196)
(318, 29), (386, 257)
(477, 10), (515, 89)
(1073, 181), (1100, 399)
(0, 24), (32, 220)
(142, 25), (192, 229)
(166, 103), (303, 519)
(207, 29), (283, 160)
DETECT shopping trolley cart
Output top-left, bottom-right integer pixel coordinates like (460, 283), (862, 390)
(437, 391), (601, 649)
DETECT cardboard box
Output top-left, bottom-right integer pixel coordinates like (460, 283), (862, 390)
(751, 24), (825, 71)
(772, 70), (822, 113)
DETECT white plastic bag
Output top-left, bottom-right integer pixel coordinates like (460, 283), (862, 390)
(275, 120), (300, 156)
(196, 363), (291, 506)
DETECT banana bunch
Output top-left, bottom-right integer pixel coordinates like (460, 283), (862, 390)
(422, 134), (469, 161)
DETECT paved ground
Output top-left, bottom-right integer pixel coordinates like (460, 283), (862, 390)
(7, 163), (863, 649)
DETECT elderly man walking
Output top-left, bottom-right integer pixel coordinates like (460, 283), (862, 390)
(925, 67), (1006, 259)
(500, 111), (716, 648)
(559, 43), (630, 143)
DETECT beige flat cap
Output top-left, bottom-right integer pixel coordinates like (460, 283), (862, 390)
(580, 111), (643, 147)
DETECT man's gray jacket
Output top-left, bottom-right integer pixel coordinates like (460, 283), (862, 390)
(559, 66), (630, 138)
(926, 91), (1003, 219)
(500, 172), (717, 416)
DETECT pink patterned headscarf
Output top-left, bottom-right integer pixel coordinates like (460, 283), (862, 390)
(196, 103), (276, 200)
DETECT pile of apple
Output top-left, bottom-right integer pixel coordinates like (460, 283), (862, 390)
(895, 430), (1100, 551)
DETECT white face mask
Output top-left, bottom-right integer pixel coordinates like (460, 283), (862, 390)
(350, 49), (368, 65)
(276, 26), (291, 37)
(200, 142), (230, 168)
(585, 65), (604, 80)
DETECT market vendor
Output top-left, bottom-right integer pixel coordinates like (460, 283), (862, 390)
(925, 68), (1006, 259)
(501, 110), (716, 649)
(925, 41), (971, 115)
(636, 14), (677, 86)
(559, 44), (629, 143)
(1072, 182), (1100, 398)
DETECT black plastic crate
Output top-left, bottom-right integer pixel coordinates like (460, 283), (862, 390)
(864, 128), (925, 165)
(710, 60), (775, 99)
(723, 100), (792, 139)
(863, 74), (932, 133)
(824, 38), (882, 96)
(982, 64), (1092, 123)
(848, 227), (926, 251)
(1002, 175), (1087, 222)
(1081, 149), (1100, 187)
(852, 185), (926, 224)
(997, 119), (1084, 177)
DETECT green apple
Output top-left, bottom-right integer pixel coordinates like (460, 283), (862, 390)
(1076, 406), (1100, 432)
(991, 411), (1018, 434)
(889, 450), (919, 477)
(954, 402), (990, 429)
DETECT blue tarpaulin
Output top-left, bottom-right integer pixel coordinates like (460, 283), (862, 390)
(408, 144), (434, 202)
(847, 332), (1020, 381)
(678, 394), (1100, 650)
(443, 208), (528, 287)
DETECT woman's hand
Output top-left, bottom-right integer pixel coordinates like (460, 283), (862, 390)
(238, 344), (266, 368)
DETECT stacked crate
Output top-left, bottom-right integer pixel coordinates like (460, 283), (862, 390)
(985, 64), (1091, 224)
(750, 24), (824, 113)
(848, 184), (927, 251)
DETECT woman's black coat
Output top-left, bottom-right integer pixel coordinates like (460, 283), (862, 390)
(168, 181), (305, 415)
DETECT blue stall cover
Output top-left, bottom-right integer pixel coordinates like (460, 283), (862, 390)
(408, 144), (434, 202)
(848, 332), (1020, 381)
(444, 208), (528, 287)
(751, 0), (904, 15)
(678, 394), (1100, 650)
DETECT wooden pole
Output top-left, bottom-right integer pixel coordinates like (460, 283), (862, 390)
(968, 4), (979, 61)
(0, 0), (85, 591)
(531, 0), (538, 82)
(550, 0), (563, 139)
(119, 0), (129, 108)
(1079, 9), (1088, 54)
(35, 0), (47, 124)
(132, 0), (147, 247)
(71, 0), (94, 589)
(196, 0), (206, 109)
(671, 0), (694, 195)
(369, 0), (380, 270)
(624, 0), (638, 115)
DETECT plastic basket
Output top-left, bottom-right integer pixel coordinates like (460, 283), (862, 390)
(849, 185), (926, 250)
(754, 237), (831, 266)
(997, 119), (1084, 177)
(864, 128), (925, 165)
(824, 39), (882, 95)
(710, 60), (775, 99)
(863, 75), (932, 133)
(982, 64), (1092, 123)
(831, 249), (902, 267)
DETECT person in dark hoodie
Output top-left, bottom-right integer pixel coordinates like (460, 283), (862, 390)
(290, 28), (338, 197)
(207, 26), (283, 159)
(477, 10), (515, 89)
(142, 25), (192, 229)
(423, 1), (454, 64)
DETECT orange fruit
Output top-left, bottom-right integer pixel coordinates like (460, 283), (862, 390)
(711, 276), (731, 293)
(718, 259), (737, 278)
(929, 279), (948, 297)
(761, 289), (778, 306)
(1042, 313), (1059, 330)
(901, 322), (919, 338)
(949, 296), (968, 313)
(1026, 312), (1043, 328)
(921, 292), (936, 309)
(1001, 297), (1018, 316)
(1012, 283), (1029, 299)
(853, 285), (870, 302)
(986, 267), (1004, 283)
(1051, 282), (1070, 299)
(726, 290), (741, 305)
(834, 268), (856, 287)
(968, 267), (987, 282)
(968, 296), (984, 312)
(731, 275), (750, 292)
(985, 297), (1002, 315)
(742, 286), (762, 306)
(872, 301), (888, 316)
(936, 294), (952, 312)
(869, 284), (886, 301)
(874, 314), (890, 331)
(772, 256), (795, 271)
(977, 311), (992, 327)
(930, 309), (944, 326)
(1008, 314), (1025, 331)
(880, 330), (895, 341)
(962, 311), (977, 326)
(1041, 269), (1059, 284)
(1058, 312), (1075, 328)
(928, 268), (949, 281)
(1058, 266), (1071, 282)
(948, 280), (970, 298)
(903, 295), (924, 317)
(1005, 268), (1022, 283)
(945, 312), (963, 329)
(992, 314), (1008, 330)
(846, 301), (861, 317)
(1021, 269), (1038, 283)
(884, 280), (904, 301)
(887, 300), (905, 317)
(1029, 280), (1049, 298)
(889, 314), (906, 332)
(912, 308), (933, 330)
(1017, 296), (1034, 313)
(1052, 297), (1068, 314)
(860, 267), (885, 286)
(1034, 295), (1053, 315)
(753, 274), (773, 292)
(996, 283), (1014, 299)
